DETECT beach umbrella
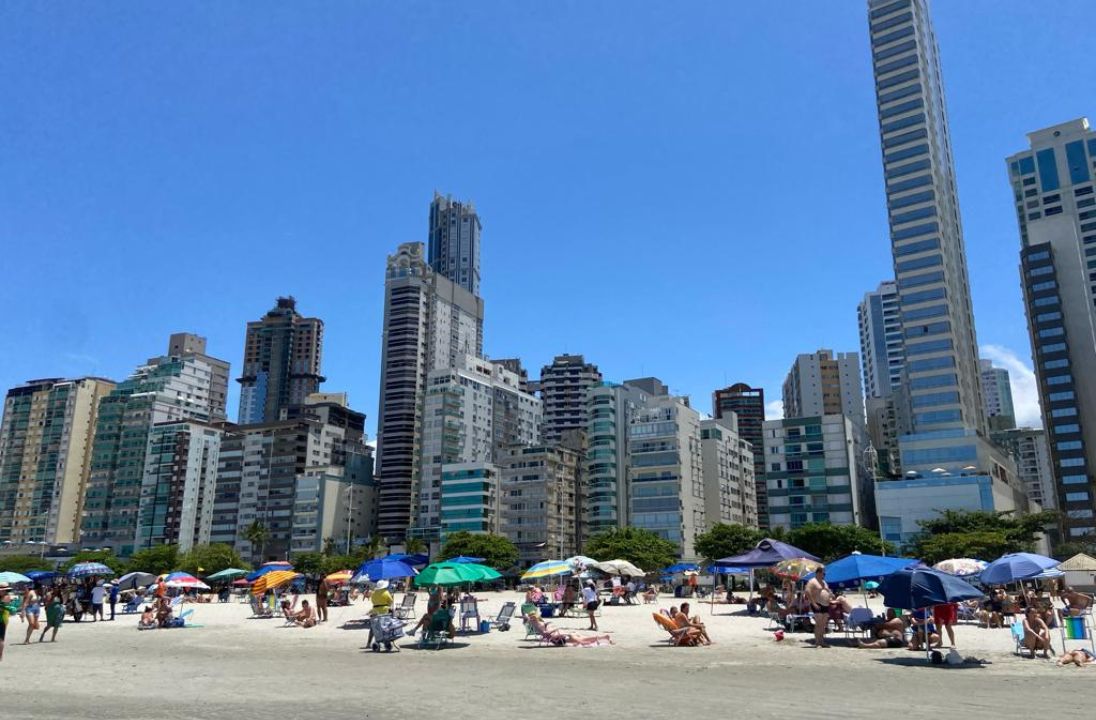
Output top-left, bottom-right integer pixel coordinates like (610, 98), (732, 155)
(205, 568), (249, 582)
(232, 579), (250, 587)
(663, 563), (700, 574)
(24, 570), (58, 582)
(809, 553), (919, 589)
(879, 567), (983, 610)
(565, 555), (597, 574)
(864, 581), (880, 591)
(68, 562), (115, 579)
(590, 559), (645, 577)
(324, 570), (353, 585)
(772, 557), (822, 582)
(353, 557), (418, 584)
(0, 571), (31, 585)
(246, 561), (294, 582)
(115, 571), (157, 591)
(414, 563), (484, 587)
(980, 553), (1060, 585)
(459, 563), (502, 581)
(163, 572), (210, 590)
(383, 553), (429, 566)
(521, 560), (572, 581)
(445, 555), (486, 564)
(933, 558), (987, 577)
(251, 570), (300, 595)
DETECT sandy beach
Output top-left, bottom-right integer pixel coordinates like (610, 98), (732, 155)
(2, 590), (1094, 718)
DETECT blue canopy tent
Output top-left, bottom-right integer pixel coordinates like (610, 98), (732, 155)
(663, 563), (700, 574)
(714, 539), (820, 603)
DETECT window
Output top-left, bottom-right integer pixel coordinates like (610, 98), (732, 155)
(878, 82), (921, 105)
(1037, 311), (1062, 322)
(884, 129), (927, 150)
(1038, 327), (1064, 338)
(895, 238), (940, 256)
(1027, 250), (1051, 262)
(1037, 148), (1060, 191)
(1051, 407), (1077, 417)
(1049, 391), (1075, 401)
(906, 338), (953, 355)
(914, 409), (962, 424)
(1058, 441), (1084, 451)
(1028, 265), (1054, 277)
(1061, 459), (1086, 468)
(897, 253), (942, 273)
(899, 270), (944, 289)
(894, 222), (938, 240)
(887, 173), (931, 193)
(1065, 491), (1090, 502)
(886, 158), (931, 179)
(908, 373), (956, 390)
(1066, 140), (1090, 185)
(1044, 358), (1070, 369)
(903, 287), (946, 304)
(1041, 342), (1067, 353)
(1055, 425), (1081, 435)
(1046, 206), (1063, 216)
(907, 356), (954, 373)
(892, 205), (936, 224)
(902, 304), (947, 321)
(904, 320), (950, 337)
(870, 1), (911, 21)
(1062, 474), (1088, 485)
(877, 68), (919, 91)
(1018, 156), (1035, 175)
(1077, 185), (1094, 196)
(874, 40), (917, 62)
(879, 97), (923, 118)
(1047, 374), (1073, 385)
(1032, 295), (1059, 307)
(911, 391), (960, 408)
(1031, 280), (1056, 291)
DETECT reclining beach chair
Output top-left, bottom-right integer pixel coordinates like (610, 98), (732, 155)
(122, 595), (142, 614)
(1011, 620), (1029, 657)
(526, 615), (568, 647)
(844, 608), (875, 641)
(459, 597), (480, 632)
(521, 603), (541, 639)
(653, 612), (699, 646)
(492, 601), (516, 631)
(419, 609), (452, 650)
(393, 592), (417, 620)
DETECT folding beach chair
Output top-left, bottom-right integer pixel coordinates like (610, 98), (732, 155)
(419, 609), (452, 650)
(459, 597), (480, 632)
(844, 607), (876, 641)
(652, 613), (699, 647)
(1010, 620), (1029, 657)
(521, 603), (541, 639)
(491, 602), (516, 631)
(393, 592), (417, 620)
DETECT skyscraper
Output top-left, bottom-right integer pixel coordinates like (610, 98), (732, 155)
(782, 349), (866, 441)
(979, 359), (1016, 431)
(1007, 117), (1096, 540)
(374, 242), (484, 540)
(0, 377), (115, 545)
(169, 333), (230, 421)
(868, 0), (987, 437)
(236, 297), (324, 425)
(428, 192), (481, 295)
(712, 383), (767, 527)
(538, 354), (602, 445)
(858, 280), (904, 400)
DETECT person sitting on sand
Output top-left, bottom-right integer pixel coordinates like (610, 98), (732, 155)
(155, 597), (174, 628)
(1022, 607), (1053, 659)
(1061, 587), (1094, 617)
(1057, 648), (1096, 667)
(908, 609), (941, 651)
(295, 600), (316, 628)
(675, 602), (712, 645)
(138, 606), (157, 630)
(525, 586), (545, 605)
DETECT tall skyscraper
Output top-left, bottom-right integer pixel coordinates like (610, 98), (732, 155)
(782, 349), (866, 441)
(979, 359), (1016, 431)
(428, 192), (481, 295)
(169, 333), (230, 421)
(0, 377), (115, 545)
(858, 280), (904, 400)
(1007, 117), (1096, 540)
(538, 354), (602, 445)
(374, 242), (484, 540)
(712, 383), (767, 527)
(236, 297), (325, 425)
(868, 0), (987, 437)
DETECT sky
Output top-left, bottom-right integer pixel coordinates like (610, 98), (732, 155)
(2, 1), (1091, 436)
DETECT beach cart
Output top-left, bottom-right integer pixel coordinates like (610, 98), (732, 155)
(371, 614), (406, 653)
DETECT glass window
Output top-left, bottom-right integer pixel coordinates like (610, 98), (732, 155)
(910, 391), (960, 408)
(870, 1), (911, 21)
(1065, 491), (1090, 502)
(874, 40), (917, 62)
(1037, 311), (1062, 322)
(877, 68), (919, 91)
(884, 129), (927, 150)
(1058, 441), (1084, 450)
(897, 253), (942, 273)
(1041, 342), (1067, 353)
(1044, 358), (1070, 369)
(1051, 407), (1077, 417)
(1049, 390), (1075, 401)
(887, 173), (931, 193)
(907, 356), (954, 373)
(903, 287), (946, 304)
(895, 237), (940, 256)
(889, 188), (934, 208)
(1062, 474), (1088, 485)
(1031, 280), (1056, 291)
(1061, 459), (1086, 468)
(1018, 156), (1035, 175)
(893, 221), (938, 240)
(906, 338), (953, 356)
(902, 304), (947, 321)
(892, 205), (937, 224)
(1066, 141), (1090, 185)
(878, 81), (921, 104)
(1032, 295), (1059, 307)
(880, 98), (924, 119)
(898, 270), (943, 289)
(904, 320), (950, 338)
(1046, 206), (1063, 216)
(914, 409), (962, 425)
(1047, 374), (1073, 385)
(908, 373), (957, 390)
(1037, 148), (1060, 191)
(1027, 250), (1051, 261)
(1038, 327), (1064, 339)
(886, 158), (931, 179)
(1054, 426), (1081, 435)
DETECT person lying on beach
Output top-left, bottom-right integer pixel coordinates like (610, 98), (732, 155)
(1056, 648), (1096, 667)
(295, 600), (316, 628)
(1022, 607), (1053, 659)
(527, 615), (613, 646)
(675, 603), (712, 645)
(138, 607), (157, 630)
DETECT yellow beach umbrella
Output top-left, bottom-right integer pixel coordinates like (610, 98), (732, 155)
(251, 570), (300, 595)
(324, 570), (353, 585)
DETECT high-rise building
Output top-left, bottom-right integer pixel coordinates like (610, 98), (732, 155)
(428, 192), (481, 296)
(374, 242), (484, 540)
(979, 359), (1017, 431)
(586, 381), (652, 536)
(134, 420), (223, 552)
(992, 427), (1056, 512)
(415, 355), (541, 541)
(538, 354), (602, 446)
(236, 297), (325, 425)
(868, 0), (988, 439)
(0, 377), (115, 545)
(858, 281), (904, 400)
(700, 416), (758, 528)
(499, 443), (582, 568)
(712, 383), (768, 527)
(81, 341), (230, 555)
(763, 415), (863, 531)
(782, 349), (866, 441)
(494, 358), (532, 394)
(1007, 117), (1096, 540)
(169, 333), (230, 421)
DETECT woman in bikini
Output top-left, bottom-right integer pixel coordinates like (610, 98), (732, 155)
(21, 587), (41, 645)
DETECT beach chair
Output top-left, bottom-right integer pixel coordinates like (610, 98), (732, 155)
(652, 613), (699, 646)
(122, 595), (142, 614)
(459, 597), (480, 632)
(419, 609), (452, 650)
(492, 602), (516, 631)
(526, 615), (567, 647)
(844, 608), (875, 641)
(1011, 620), (1029, 657)
(521, 603), (541, 638)
(393, 592), (417, 620)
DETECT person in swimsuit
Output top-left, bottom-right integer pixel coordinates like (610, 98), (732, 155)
(676, 602), (712, 645)
(295, 600), (317, 628)
(0, 582), (16, 662)
(805, 566), (830, 648)
(21, 587), (41, 645)
(40, 592), (64, 642)
(1057, 648), (1096, 667)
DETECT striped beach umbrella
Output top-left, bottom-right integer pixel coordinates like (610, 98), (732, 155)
(163, 571), (210, 590)
(772, 557), (822, 581)
(251, 570), (300, 595)
(324, 570), (353, 585)
(520, 560), (572, 581)
(68, 562), (115, 579)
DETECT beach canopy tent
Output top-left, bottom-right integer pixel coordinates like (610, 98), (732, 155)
(808, 553), (919, 589)
(662, 563), (700, 574)
(980, 553), (1060, 585)
(716, 539), (819, 568)
(205, 568), (249, 582)
(1059, 553), (1096, 572)
(115, 571), (157, 591)
(353, 557), (418, 584)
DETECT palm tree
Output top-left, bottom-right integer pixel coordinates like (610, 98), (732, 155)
(243, 520), (270, 562)
(404, 536), (427, 555)
(366, 535), (384, 560)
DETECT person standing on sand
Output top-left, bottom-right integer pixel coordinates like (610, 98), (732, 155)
(20, 586), (41, 644)
(90, 581), (106, 622)
(805, 566), (830, 649)
(315, 580), (328, 623)
(108, 582), (119, 621)
(582, 581), (600, 631)
(1, 582), (21, 661)
(40, 592), (64, 642)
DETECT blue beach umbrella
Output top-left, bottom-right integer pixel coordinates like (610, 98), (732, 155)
(879, 567), (983, 610)
(980, 553), (1060, 585)
(25, 570), (58, 582)
(809, 553), (919, 589)
(67, 562), (115, 579)
(353, 558), (418, 583)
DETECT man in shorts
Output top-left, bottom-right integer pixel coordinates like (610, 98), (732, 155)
(90, 581), (106, 622)
(805, 566), (830, 648)
(933, 602), (958, 647)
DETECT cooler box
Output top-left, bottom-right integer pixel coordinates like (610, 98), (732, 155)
(479, 619), (490, 633)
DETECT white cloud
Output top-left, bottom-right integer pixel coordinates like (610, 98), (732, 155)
(765, 400), (784, 421)
(980, 344), (1042, 428)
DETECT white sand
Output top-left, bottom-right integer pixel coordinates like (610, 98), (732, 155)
(2, 590), (1094, 718)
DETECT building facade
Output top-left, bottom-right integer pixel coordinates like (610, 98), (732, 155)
(290, 463), (376, 555)
(538, 354), (602, 446)
(374, 242), (484, 540)
(498, 443), (582, 568)
(439, 463), (499, 537)
(236, 297), (325, 425)
(858, 280), (905, 400)
(428, 192), (481, 296)
(763, 415), (863, 531)
(712, 383), (768, 527)
(980, 359), (1017, 431)
(700, 417), (758, 528)
(586, 381), (651, 536)
(992, 427), (1056, 512)
(1007, 118), (1096, 540)
(0, 377), (115, 545)
(782, 349), (866, 442)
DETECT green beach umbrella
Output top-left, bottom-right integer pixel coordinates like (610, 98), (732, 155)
(461, 563), (502, 581)
(413, 563), (483, 587)
(205, 568), (250, 581)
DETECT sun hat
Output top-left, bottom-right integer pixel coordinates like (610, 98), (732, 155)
(375, 580), (390, 590)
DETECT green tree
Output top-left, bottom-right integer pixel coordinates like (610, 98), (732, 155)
(0, 555), (49, 574)
(784, 523), (895, 562)
(321, 554), (357, 576)
(582, 527), (677, 573)
(694, 523), (764, 563)
(60, 549), (124, 573)
(321, 537), (338, 556)
(404, 537), (427, 555)
(292, 552), (327, 578)
(178, 544), (246, 576)
(438, 531), (519, 571)
(365, 535), (385, 560)
(127, 544), (179, 574)
(909, 509), (1057, 564)
(243, 520), (270, 560)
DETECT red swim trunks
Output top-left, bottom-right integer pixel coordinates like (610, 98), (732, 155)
(932, 603), (958, 625)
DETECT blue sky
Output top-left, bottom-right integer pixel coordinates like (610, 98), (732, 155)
(1, 1), (1090, 434)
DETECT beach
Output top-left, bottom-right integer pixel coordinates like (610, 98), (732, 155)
(2, 590), (1094, 718)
